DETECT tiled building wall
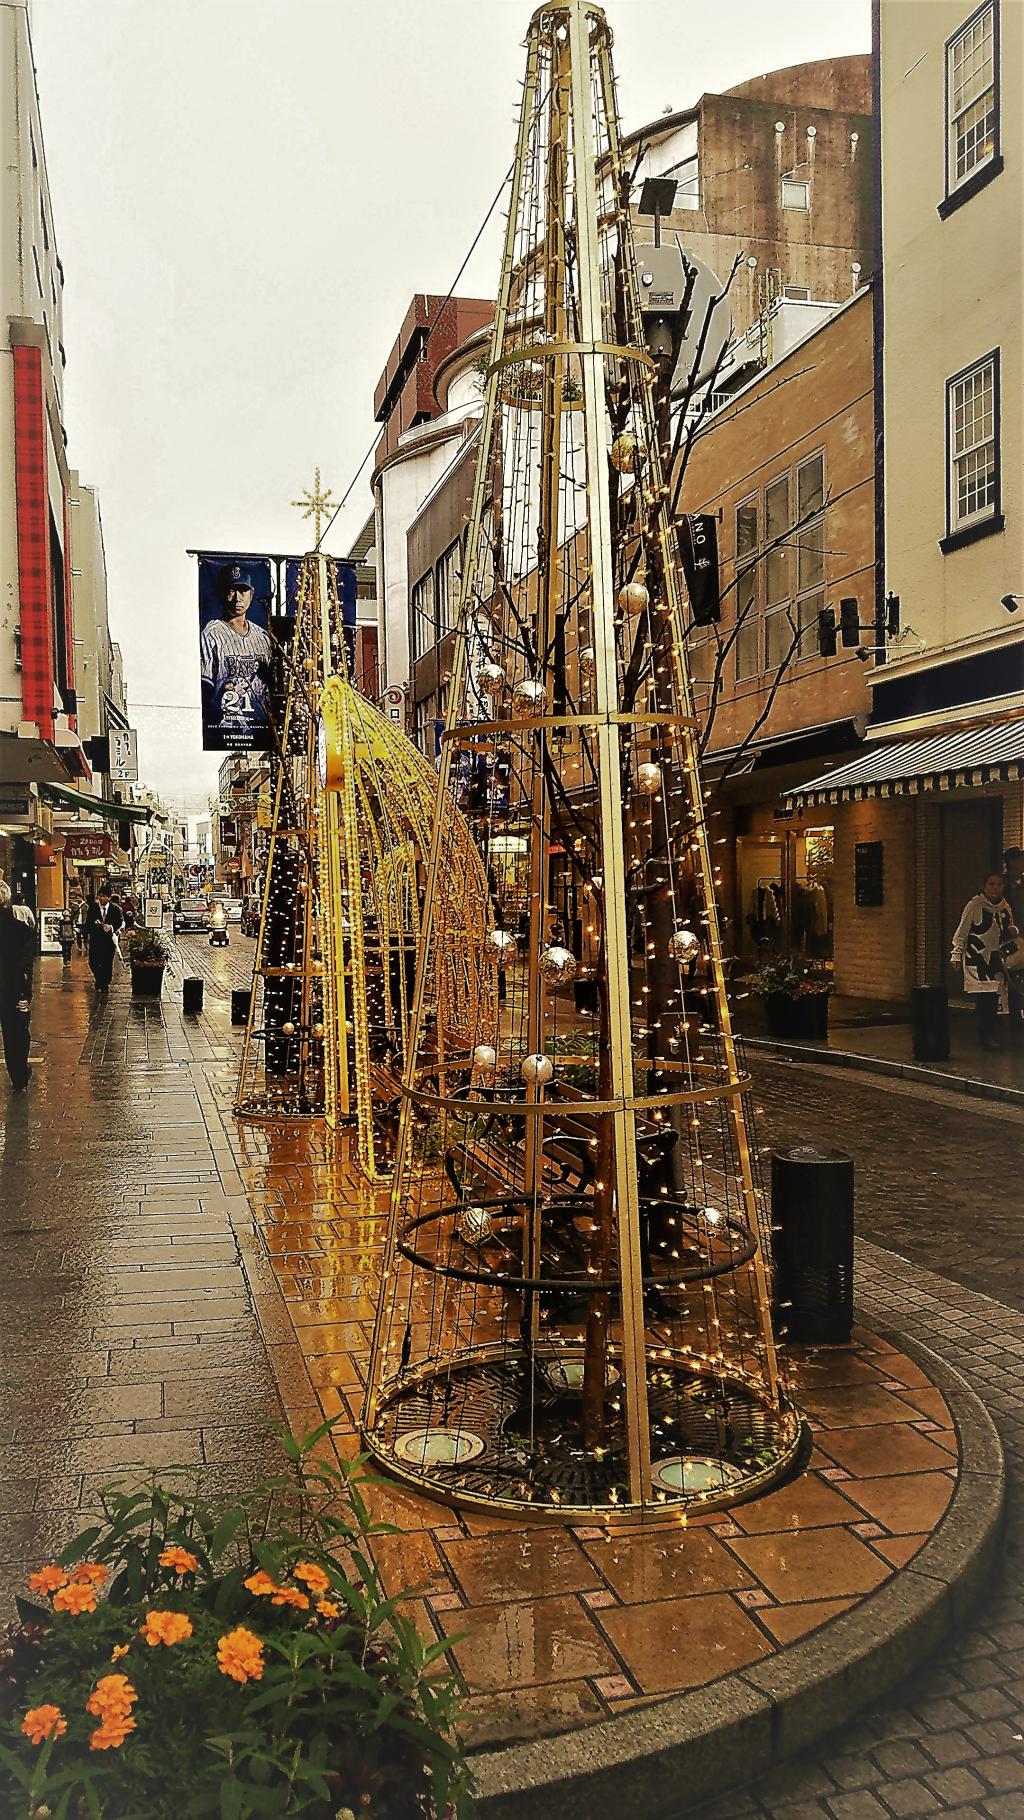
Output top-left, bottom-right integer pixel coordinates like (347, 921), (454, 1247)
(832, 797), (915, 1002)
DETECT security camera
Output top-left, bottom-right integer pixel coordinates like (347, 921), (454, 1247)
(1000, 594), (1022, 613)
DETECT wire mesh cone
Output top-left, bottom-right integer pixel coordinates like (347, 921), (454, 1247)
(363, 0), (804, 1519)
(235, 554), (337, 1125)
(318, 673), (496, 1181)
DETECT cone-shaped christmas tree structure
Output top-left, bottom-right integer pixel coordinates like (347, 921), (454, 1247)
(235, 479), (340, 1124)
(317, 672), (496, 1180)
(363, 1), (803, 1518)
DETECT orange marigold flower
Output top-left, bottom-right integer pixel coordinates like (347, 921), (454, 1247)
(270, 1585), (310, 1610)
(293, 1561), (330, 1595)
(28, 1565), (68, 1596)
(70, 1563), (109, 1588)
(21, 1704), (67, 1746)
(89, 1714), (136, 1752)
(86, 1675), (138, 1722)
(111, 1644), (130, 1662)
(243, 1569), (279, 1598)
(139, 1610), (193, 1648)
(52, 1581), (98, 1615)
(316, 1598), (341, 1619)
(158, 1545), (199, 1575)
(216, 1626), (265, 1684)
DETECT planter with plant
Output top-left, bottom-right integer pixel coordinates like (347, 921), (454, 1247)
(749, 960), (832, 1040)
(0, 1427), (472, 1819)
(127, 926), (171, 997)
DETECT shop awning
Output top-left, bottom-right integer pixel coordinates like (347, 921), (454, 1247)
(41, 779), (154, 824)
(786, 718), (1024, 808)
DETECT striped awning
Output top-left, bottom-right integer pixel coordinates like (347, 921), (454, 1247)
(786, 718), (1024, 807)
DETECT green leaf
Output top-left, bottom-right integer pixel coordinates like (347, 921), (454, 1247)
(219, 1775), (244, 1820)
(210, 1505), (247, 1562)
(0, 1741), (34, 1788)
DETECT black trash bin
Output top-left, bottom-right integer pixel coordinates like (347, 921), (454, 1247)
(772, 1144), (854, 1344)
(231, 988), (252, 1027)
(182, 977), (204, 1016)
(911, 984), (949, 1062)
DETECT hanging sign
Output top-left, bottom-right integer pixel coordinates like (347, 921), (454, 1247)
(63, 831), (111, 860)
(108, 728), (139, 782)
(679, 514), (721, 625)
(198, 557), (275, 753)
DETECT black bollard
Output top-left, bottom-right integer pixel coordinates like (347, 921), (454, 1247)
(231, 988), (252, 1027)
(182, 977), (204, 1016)
(771, 1144), (854, 1344)
(911, 984), (949, 1062)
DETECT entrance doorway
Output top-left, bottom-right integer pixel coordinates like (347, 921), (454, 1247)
(938, 799), (1003, 998)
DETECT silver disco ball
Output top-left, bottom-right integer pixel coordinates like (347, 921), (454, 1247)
(538, 944), (577, 986)
(521, 1052), (554, 1086)
(472, 1043), (498, 1075)
(637, 762), (662, 794)
(669, 928), (700, 962)
(475, 662), (507, 698)
(512, 677), (547, 713)
(486, 928), (517, 965)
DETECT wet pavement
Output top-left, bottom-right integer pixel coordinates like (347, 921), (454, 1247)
(2, 938), (1022, 1816)
(0, 937), (285, 1604)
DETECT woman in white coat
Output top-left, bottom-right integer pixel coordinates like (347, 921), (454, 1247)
(950, 872), (1016, 1051)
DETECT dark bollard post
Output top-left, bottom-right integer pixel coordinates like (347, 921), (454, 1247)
(911, 984), (949, 1062)
(231, 988), (252, 1027)
(182, 977), (204, 1016)
(771, 1144), (854, 1344)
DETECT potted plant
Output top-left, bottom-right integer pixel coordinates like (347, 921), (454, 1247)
(0, 1427), (472, 1819)
(127, 925), (171, 998)
(750, 959), (832, 1040)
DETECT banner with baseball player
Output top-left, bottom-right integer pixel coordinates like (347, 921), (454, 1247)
(198, 557), (275, 751)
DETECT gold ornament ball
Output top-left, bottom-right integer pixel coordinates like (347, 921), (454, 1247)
(610, 432), (638, 473)
(521, 1052), (554, 1086)
(456, 1205), (495, 1244)
(618, 580), (650, 617)
(313, 1022), (325, 1038)
(637, 762), (662, 794)
(579, 645), (596, 677)
(472, 1043), (498, 1074)
(669, 929), (700, 962)
(282, 1020), (296, 1036)
(538, 944), (577, 986)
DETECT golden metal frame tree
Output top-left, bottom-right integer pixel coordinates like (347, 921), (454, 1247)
(363, 1), (803, 1519)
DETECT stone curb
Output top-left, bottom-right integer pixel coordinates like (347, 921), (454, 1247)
(468, 1327), (1005, 1819)
(742, 1033), (1024, 1108)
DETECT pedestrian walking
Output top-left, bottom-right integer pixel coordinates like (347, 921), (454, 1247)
(0, 880), (35, 1092)
(75, 896), (90, 952)
(950, 871), (1015, 1051)
(59, 906), (74, 964)
(87, 885), (124, 994)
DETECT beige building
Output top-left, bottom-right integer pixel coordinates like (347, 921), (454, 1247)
(789, 0), (1022, 1004)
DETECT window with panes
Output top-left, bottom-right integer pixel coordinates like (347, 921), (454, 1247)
(764, 475), (792, 670)
(735, 500), (759, 680)
(436, 539), (462, 639)
(411, 568), (436, 663)
(947, 353), (999, 532)
(946, 4), (998, 192)
(795, 453), (826, 646)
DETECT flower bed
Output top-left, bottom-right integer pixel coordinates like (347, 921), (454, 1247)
(0, 1428), (471, 1819)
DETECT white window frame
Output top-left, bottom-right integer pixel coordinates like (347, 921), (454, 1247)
(411, 568), (436, 663)
(946, 350), (1000, 536)
(795, 451), (826, 651)
(781, 177), (810, 212)
(945, 2), (999, 197)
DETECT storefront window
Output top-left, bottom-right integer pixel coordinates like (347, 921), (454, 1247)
(736, 824), (834, 964)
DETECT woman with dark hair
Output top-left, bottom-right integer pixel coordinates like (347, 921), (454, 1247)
(951, 872), (1015, 1051)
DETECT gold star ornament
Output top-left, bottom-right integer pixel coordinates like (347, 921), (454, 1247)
(292, 468), (335, 547)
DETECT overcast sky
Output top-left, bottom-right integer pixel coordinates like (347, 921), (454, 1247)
(29, 0), (870, 814)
